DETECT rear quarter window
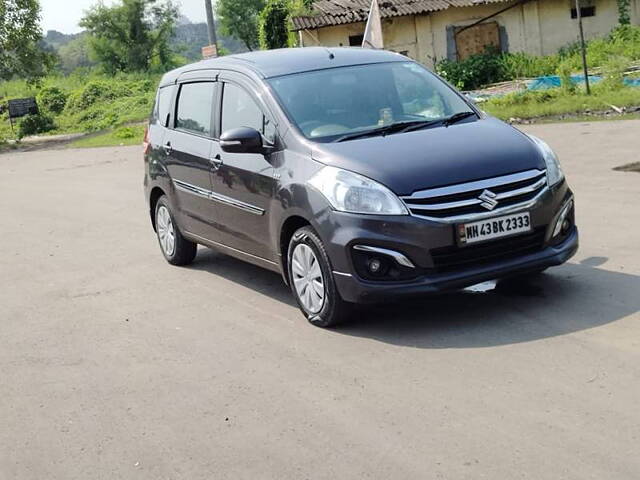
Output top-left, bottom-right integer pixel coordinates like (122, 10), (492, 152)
(152, 85), (175, 127)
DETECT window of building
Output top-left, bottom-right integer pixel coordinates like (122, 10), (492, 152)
(348, 34), (364, 47)
(571, 0), (596, 18)
(175, 82), (215, 135)
(221, 83), (276, 143)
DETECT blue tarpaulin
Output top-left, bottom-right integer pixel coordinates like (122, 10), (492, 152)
(528, 75), (640, 90)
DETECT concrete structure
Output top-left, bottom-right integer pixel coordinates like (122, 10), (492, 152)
(292, 0), (640, 68)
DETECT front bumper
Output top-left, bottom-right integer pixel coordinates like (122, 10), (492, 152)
(333, 227), (578, 303)
(316, 182), (577, 304)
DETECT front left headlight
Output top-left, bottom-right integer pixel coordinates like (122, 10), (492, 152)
(308, 166), (408, 215)
(528, 135), (564, 186)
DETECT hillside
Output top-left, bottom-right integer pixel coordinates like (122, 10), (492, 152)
(43, 19), (247, 71)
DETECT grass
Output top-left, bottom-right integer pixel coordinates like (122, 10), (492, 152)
(68, 124), (146, 148)
(483, 86), (640, 120)
(1, 70), (157, 142)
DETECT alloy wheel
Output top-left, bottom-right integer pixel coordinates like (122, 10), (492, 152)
(156, 205), (176, 257)
(291, 243), (325, 314)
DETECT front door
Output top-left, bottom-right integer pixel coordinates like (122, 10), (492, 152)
(209, 79), (278, 261)
(164, 81), (218, 240)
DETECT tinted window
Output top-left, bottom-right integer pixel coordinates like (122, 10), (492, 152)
(176, 82), (215, 135)
(268, 62), (473, 142)
(221, 83), (276, 143)
(155, 85), (174, 127)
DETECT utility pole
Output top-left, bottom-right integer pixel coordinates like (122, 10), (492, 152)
(575, 0), (591, 94)
(204, 0), (218, 52)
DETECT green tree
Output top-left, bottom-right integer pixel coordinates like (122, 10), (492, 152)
(80, 0), (178, 74)
(218, 0), (265, 51)
(0, 0), (54, 81)
(259, 0), (290, 50)
(57, 35), (95, 73)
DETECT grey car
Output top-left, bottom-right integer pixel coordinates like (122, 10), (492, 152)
(144, 47), (578, 327)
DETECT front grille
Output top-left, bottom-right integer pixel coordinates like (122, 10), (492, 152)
(401, 169), (547, 219)
(430, 228), (546, 273)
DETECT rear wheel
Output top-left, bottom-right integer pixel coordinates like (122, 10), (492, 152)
(287, 226), (352, 328)
(155, 195), (197, 266)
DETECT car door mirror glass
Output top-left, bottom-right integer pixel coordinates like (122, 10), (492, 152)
(220, 127), (264, 154)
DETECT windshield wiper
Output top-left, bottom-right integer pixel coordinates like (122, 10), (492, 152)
(334, 112), (478, 142)
(335, 120), (435, 142)
(442, 111), (477, 127)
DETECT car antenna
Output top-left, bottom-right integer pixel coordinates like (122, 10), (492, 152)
(326, 48), (335, 60)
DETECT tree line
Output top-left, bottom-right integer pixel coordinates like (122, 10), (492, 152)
(1, 0), (313, 82)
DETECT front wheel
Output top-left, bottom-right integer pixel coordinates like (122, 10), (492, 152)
(155, 195), (197, 266)
(287, 226), (352, 328)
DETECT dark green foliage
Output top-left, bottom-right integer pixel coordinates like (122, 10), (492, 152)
(18, 114), (56, 138)
(617, 0), (631, 25)
(0, 0), (55, 81)
(259, 0), (290, 50)
(37, 86), (68, 114)
(218, 0), (265, 51)
(79, 0), (178, 74)
(436, 48), (506, 90)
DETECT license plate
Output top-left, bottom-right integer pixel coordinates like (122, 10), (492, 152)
(458, 212), (531, 245)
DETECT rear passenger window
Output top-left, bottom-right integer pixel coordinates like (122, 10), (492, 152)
(221, 83), (276, 143)
(175, 82), (215, 135)
(155, 85), (174, 127)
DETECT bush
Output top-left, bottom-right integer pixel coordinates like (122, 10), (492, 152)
(18, 114), (56, 138)
(436, 47), (506, 90)
(37, 86), (68, 114)
(114, 126), (138, 139)
(557, 60), (576, 94)
(599, 55), (630, 91)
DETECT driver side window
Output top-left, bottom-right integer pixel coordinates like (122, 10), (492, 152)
(221, 83), (276, 143)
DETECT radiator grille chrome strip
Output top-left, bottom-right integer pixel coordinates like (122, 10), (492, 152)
(401, 169), (548, 223)
(404, 169), (545, 200)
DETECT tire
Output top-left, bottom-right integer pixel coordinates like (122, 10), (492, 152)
(287, 226), (352, 328)
(155, 195), (197, 266)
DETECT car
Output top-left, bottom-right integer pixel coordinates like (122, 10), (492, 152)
(143, 47), (578, 328)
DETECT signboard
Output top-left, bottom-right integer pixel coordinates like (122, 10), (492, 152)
(202, 44), (218, 59)
(8, 97), (39, 119)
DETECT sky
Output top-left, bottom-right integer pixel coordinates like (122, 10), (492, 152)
(40, 0), (209, 34)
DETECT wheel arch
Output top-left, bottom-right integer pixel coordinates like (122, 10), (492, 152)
(149, 186), (166, 231)
(279, 215), (312, 285)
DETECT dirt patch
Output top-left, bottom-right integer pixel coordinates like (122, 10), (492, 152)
(613, 161), (640, 173)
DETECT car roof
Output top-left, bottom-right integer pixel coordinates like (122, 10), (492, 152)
(159, 47), (407, 86)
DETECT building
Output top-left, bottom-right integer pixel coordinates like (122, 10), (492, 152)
(291, 0), (640, 67)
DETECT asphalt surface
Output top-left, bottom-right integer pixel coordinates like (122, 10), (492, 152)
(1, 120), (639, 479)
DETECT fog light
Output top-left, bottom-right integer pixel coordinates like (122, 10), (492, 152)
(367, 258), (383, 273)
(553, 200), (573, 237)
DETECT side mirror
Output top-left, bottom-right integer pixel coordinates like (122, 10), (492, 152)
(220, 127), (265, 154)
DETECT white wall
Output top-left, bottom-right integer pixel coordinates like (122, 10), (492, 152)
(299, 0), (640, 66)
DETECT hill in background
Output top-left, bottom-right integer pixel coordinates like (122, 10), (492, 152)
(44, 17), (247, 73)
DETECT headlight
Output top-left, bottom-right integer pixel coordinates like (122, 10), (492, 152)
(529, 135), (564, 186)
(308, 166), (408, 215)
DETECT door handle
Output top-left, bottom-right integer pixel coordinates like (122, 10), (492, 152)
(163, 142), (172, 155)
(210, 154), (223, 170)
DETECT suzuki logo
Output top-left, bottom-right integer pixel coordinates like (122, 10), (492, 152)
(478, 189), (498, 211)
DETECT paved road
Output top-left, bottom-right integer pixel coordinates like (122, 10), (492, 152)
(1, 120), (639, 479)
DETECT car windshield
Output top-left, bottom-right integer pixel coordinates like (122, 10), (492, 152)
(268, 61), (475, 142)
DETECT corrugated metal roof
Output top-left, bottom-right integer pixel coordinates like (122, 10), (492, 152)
(291, 0), (513, 30)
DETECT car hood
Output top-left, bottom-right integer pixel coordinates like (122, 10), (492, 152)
(310, 117), (545, 196)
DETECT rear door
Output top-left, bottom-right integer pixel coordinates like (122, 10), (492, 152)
(164, 78), (220, 240)
(208, 75), (279, 260)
